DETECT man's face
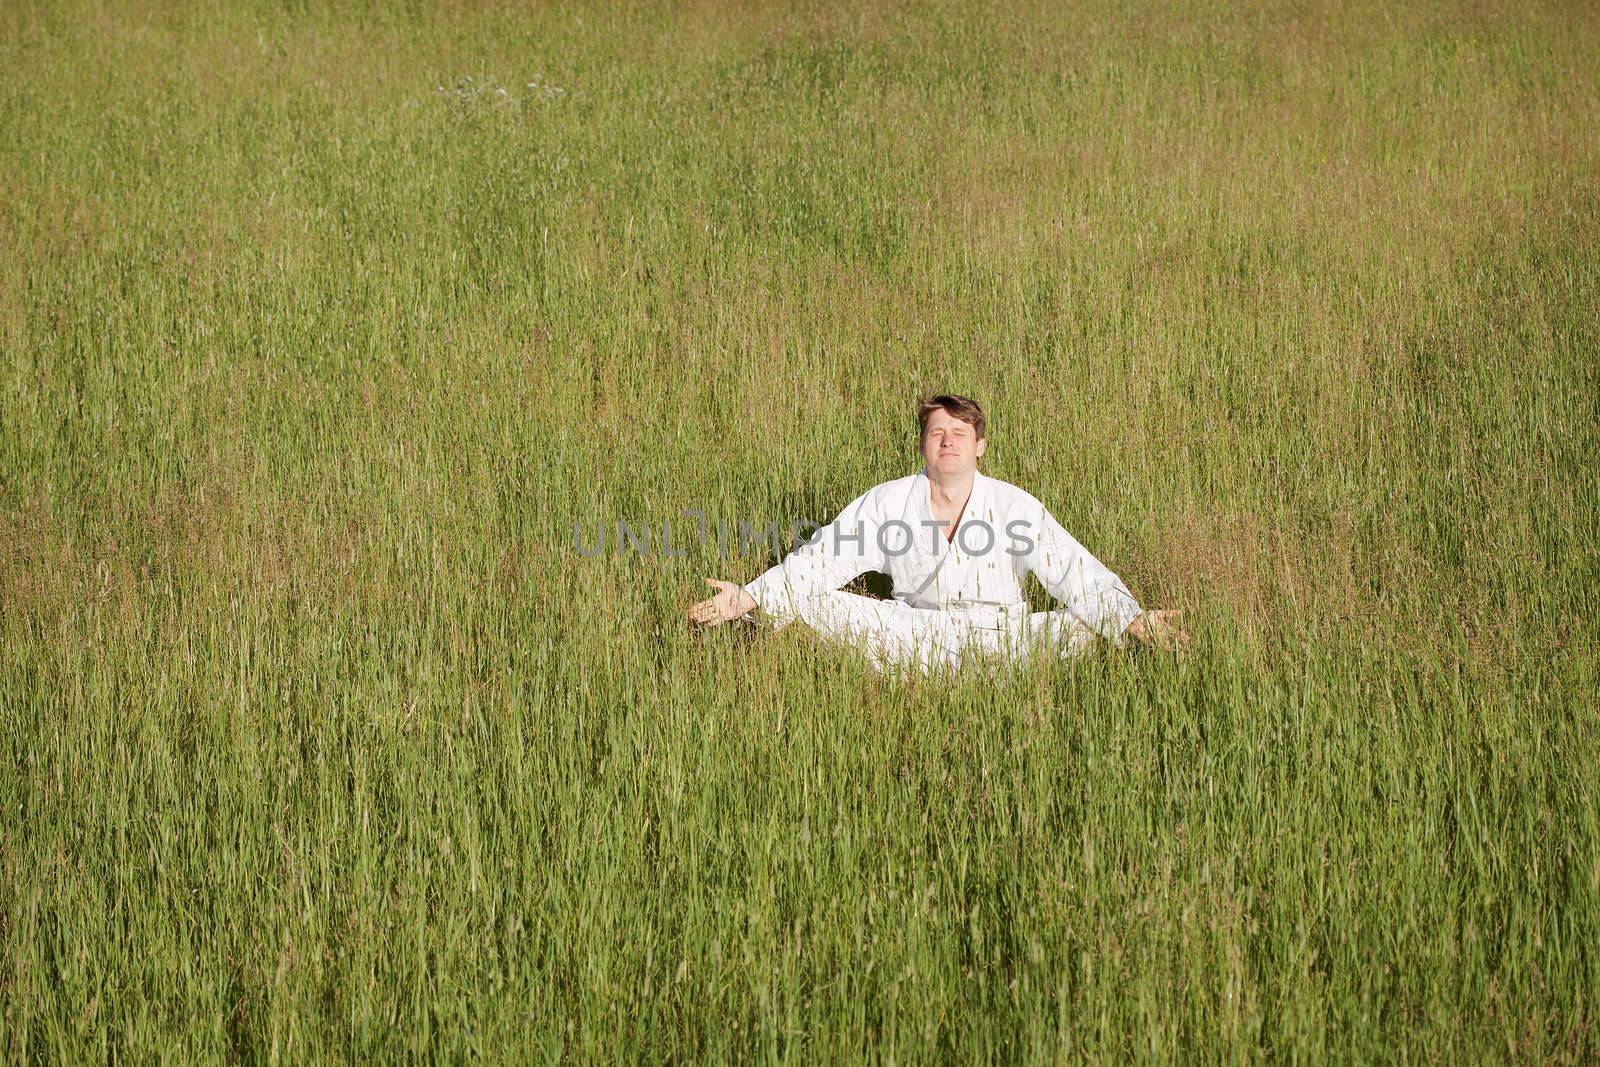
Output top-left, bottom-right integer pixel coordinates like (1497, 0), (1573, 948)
(920, 408), (986, 478)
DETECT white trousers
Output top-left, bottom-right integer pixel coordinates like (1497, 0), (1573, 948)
(765, 590), (1097, 674)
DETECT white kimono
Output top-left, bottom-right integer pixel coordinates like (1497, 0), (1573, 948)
(742, 468), (1144, 672)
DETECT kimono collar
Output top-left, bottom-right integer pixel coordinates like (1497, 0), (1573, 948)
(917, 468), (987, 558)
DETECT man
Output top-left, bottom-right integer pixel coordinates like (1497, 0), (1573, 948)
(687, 394), (1186, 672)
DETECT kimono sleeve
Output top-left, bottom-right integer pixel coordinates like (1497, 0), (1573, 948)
(1016, 496), (1143, 643)
(742, 487), (885, 625)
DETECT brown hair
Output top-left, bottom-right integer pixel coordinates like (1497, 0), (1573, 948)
(917, 394), (986, 440)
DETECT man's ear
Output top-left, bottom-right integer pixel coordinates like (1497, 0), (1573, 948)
(976, 438), (987, 458)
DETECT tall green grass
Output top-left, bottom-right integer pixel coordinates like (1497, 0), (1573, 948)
(3, 0), (1597, 1060)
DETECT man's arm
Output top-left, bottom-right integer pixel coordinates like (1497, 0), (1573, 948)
(739, 487), (883, 626)
(1017, 497), (1144, 644)
(688, 487), (883, 628)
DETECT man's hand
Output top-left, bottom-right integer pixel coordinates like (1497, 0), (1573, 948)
(688, 578), (758, 627)
(1125, 609), (1189, 651)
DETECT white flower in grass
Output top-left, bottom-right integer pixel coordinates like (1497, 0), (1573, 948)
(525, 75), (567, 101)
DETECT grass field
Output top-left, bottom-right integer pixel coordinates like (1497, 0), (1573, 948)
(3, 0), (1598, 1060)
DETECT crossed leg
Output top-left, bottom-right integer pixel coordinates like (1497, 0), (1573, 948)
(767, 590), (1097, 673)
(776, 589), (968, 672)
